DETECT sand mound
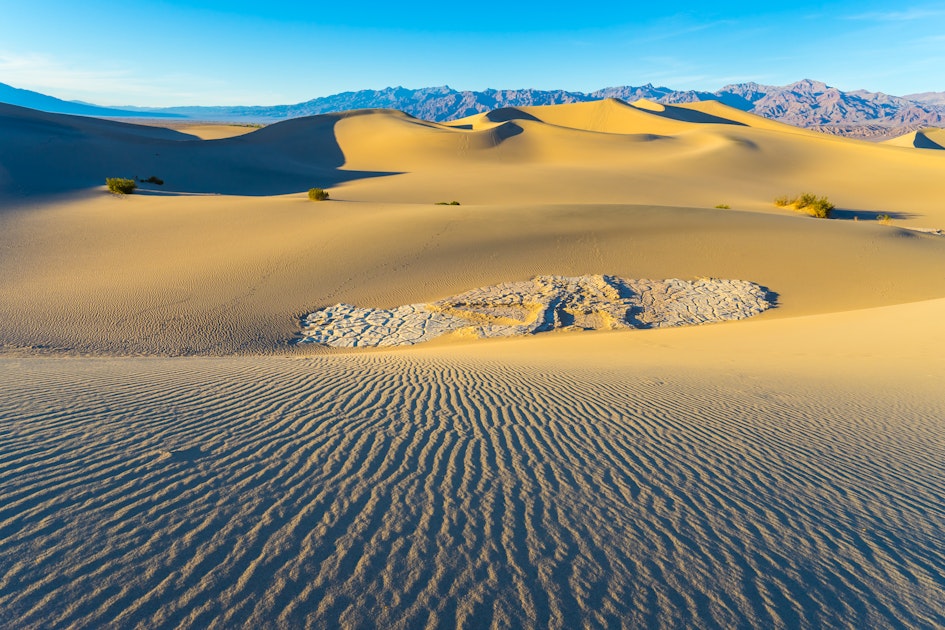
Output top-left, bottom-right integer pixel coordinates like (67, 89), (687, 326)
(5, 100), (945, 223)
(883, 128), (945, 150)
(298, 275), (772, 347)
(446, 98), (683, 135)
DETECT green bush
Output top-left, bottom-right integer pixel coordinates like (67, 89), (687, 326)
(142, 176), (164, 185)
(308, 188), (329, 201)
(775, 193), (834, 219)
(714, 203), (730, 209)
(106, 177), (136, 194)
(877, 214), (892, 225)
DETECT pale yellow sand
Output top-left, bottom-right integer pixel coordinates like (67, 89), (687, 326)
(883, 127), (945, 150)
(112, 118), (265, 140)
(2, 100), (945, 627)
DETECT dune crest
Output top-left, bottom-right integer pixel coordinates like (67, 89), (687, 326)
(297, 275), (772, 347)
(883, 127), (945, 150)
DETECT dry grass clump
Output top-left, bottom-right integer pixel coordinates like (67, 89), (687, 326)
(106, 178), (136, 194)
(435, 201), (461, 206)
(308, 188), (329, 201)
(775, 193), (834, 218)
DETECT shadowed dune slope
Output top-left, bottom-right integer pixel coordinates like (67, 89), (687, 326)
(883, 127), (945, 150)
(331, 102), (945, 222)
(449, 98), (703, 134)
(2, 101), (945, 223)
(0, 104), (395, 197)
(2, 299), (944, 628)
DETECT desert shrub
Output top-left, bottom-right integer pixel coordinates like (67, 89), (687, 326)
(435, 201), (461, 206)
(308, 188), (329, 201)
(714, 203), (730, 209)
(796, 192), (818, 208)
(106, 177), (136, 194)
(775, 193), (834, 218)
(877, 214), (892, 225)
(142, 176), (164, 185)
(808, 197), (834, 218)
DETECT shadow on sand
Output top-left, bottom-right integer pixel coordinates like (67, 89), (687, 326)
(829, 209), (916, 222)
(0, 107), (400, 197)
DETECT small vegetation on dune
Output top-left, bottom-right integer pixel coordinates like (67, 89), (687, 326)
(877, 214), (892, 225)
(435, 201), (461, 206)
(714, 203), (730, 209)
(308, 188), (329, 201)
(106, 177), (136, 194)
(141, 176), (164, 185)
(774, 192), (834, 219)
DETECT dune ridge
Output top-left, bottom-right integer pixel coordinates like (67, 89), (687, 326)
(883, 127), (945, 150)
(3, 99), (945, 223)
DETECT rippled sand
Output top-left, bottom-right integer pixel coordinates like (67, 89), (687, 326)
(3, 308), (944, 628)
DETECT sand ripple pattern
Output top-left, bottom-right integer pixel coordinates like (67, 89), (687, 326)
(297, 276), (772, 347)
(1, 357), (943, 629)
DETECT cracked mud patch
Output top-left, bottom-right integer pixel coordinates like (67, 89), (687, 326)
(297, 275), (773, 347)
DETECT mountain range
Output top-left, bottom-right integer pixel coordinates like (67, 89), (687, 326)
(0, 82), (180, 119)
(2, 79), (943, 138)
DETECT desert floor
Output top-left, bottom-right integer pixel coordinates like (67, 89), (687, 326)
(2, 100), (944, 628)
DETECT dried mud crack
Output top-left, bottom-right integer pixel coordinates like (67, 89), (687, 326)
(298, 275), (773, 347)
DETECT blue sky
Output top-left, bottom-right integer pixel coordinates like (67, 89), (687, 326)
(1, 0), (943, 106)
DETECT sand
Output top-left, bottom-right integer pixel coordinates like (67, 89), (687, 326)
(2, 98), (945, 628)
(883, 127), (945, 150)
(109, 118), (266, 140)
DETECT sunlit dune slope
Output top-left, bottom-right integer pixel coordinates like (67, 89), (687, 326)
(883, 127), (945, 150)
(1, 100), (944, 223)
(3, 197), (945, 355)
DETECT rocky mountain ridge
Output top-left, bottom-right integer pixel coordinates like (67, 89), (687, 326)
(2, 79), (943, 139)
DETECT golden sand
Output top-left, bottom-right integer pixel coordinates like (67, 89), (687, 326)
(2, 100), (944, 627)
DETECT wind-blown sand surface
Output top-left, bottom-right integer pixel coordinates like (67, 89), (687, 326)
(2, 98), (945, 627)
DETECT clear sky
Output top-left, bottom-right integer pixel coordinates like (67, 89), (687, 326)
(1, 0), (943, 106)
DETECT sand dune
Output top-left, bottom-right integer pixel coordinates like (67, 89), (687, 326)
(3, 99), (945, 221)
(883, 127), (945, 150)
(120, 119), (265, 140)
(2, 99), (945, 627)
(4, 197), (945, 355)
